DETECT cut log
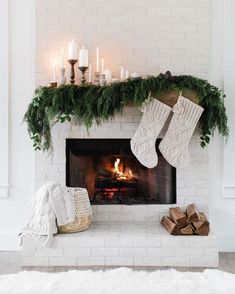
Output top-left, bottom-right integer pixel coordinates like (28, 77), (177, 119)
(194, 221), (210, 236)
(161, 216), (181, 235)
(192, 212), (207, 230)
(180, 224), (193, 235)
(169, 207), (188, 228)
(186, 203), (200, 222)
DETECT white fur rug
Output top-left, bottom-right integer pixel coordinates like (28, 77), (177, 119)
(0, 268), (235, 294)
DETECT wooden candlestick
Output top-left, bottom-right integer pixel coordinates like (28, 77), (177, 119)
(68, 59), (78, 84)
(78, 66), (88, 85)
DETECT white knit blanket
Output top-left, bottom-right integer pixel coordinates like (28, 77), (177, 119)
(21, 183), (75, 246)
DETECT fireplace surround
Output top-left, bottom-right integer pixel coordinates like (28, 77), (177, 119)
(66, 138), (176, 205)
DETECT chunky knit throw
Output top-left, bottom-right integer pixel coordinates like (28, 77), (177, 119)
(21, 182), (75, 246)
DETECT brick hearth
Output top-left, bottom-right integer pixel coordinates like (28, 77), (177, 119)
(22, 222), (218, 267)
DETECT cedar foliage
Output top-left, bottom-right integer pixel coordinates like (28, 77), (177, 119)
(24, 73), (229, 151)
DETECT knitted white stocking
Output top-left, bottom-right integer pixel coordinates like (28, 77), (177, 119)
(159, 95), (204, 168)
(130, 98), (171, 168)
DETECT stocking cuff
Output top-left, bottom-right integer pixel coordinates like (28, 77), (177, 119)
(145, 98), (171, 118)
(176, 95), (204, 125)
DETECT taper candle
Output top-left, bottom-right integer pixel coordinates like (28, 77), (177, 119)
(120, 66), (124, 81)
(96, 47), (99, 72)
(88, 63), (92, 83)
(60, 48), (64, 68)
(101, 58), (104, 75)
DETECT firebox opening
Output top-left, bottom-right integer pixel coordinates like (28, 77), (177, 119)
(66, 139), (176, 205)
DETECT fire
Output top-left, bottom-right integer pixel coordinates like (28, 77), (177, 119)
(113, 158), (133, 180)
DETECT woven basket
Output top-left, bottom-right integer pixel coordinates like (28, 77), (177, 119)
(58, 188), (92, 234)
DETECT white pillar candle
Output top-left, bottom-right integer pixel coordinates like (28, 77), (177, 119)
(88, 63), (92, 83)
(101, 58), (104, 75)
(125, 70), (129, 80)
(79, 45), (88, 67)
(104, 69), (112, 83)
(120, 66), (124, 81)
(60, 47), (64, 68)
(68, 39), (78, 60)
(53, 58), (57, 82)
(96, 47), (99, 72)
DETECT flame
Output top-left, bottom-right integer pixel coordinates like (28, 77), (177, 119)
(113, 158), (133, 180)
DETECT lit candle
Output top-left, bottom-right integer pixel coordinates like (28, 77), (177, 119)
(60, 48), (64, 68)
(120, 66), (124, 81)
(68, 39), (78, 60)
(88, 63), (92, 83)
(53, 58), (57, 82)
(96, 47), (99, 72)
(125, 70), (129, 80)
(101, 58), (104, 75)
(79, 45), (88, 67)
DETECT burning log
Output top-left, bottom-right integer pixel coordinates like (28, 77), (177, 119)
(161, 203), (210, 236)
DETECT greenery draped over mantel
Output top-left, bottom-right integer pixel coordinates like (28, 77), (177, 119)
(24, 72), (229, 151)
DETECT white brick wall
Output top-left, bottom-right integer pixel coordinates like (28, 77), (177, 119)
(35, 0), (211, 85)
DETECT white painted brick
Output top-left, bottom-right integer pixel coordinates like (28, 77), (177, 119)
(77, 257), (105, 266)
(162, 256), (190, 267)
(21, 246), (36, 257)
(49, 257), (76, 266)
(147, 248), (174, 257)
(22, 256), (48, 267)
(52, 237), (105, 248)
(133, 239), (161, 248)
(64, 248), (91, 257)
(175, 248), (204, 258)
(105, 238), (133, 248)
(161, 237), (190, 248)
(92, 248), (119, 257)
(189, 237), (218, 248)
(36, 247), (63, 257)
(105, 257), (133, 266)
(133, 256), (162, 266)
(110, 213), (135, 222)
(120, 248), (146, 257)
(190, 257), (218, 268)
(35, 0), (210, 231)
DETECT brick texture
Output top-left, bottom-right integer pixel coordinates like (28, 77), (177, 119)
(35, 0), (211, 85)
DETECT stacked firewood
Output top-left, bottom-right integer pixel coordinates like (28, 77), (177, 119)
(161, 203), (210, 236)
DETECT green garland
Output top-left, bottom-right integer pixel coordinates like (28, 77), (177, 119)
(24, 73), (229, 151)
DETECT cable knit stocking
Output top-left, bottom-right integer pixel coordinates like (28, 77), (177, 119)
(159, 95), (204, 168)
(130, 98), (171, 168)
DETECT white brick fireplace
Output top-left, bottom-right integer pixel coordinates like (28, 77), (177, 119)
(22, 107), (218, 268)
(21, 0), (219, 267)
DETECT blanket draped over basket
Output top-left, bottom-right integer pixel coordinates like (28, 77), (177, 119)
(58, 187), (92, 234)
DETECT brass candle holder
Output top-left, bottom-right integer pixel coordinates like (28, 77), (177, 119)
(78, 66), (89, 85)
(49, 82), (57, 88)
(68, 59), (78, 84)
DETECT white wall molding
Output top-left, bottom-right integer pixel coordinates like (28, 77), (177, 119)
(0, 0), (9, 198)
(223, 0), (235, 199)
